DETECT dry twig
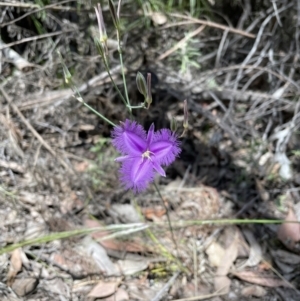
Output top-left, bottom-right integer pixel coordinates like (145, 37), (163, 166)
(158, 25), (206, 61)
(0, 30), (76, 51)
(0, 0), (78, 28)
(0, 85), (72, 172)
(169, 13), (256, 39)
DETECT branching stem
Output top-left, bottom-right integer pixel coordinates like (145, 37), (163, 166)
(77, 97), (116, 127)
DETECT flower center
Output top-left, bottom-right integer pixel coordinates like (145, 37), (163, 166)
(142, 150), (152, 160)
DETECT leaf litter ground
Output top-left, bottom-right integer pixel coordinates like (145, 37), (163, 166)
(1, 0), (300, 300)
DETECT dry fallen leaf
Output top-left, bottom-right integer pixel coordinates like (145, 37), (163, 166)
(88, 281), (118, 298)
(240, 229), (262, 268)
(47, 278), (70, 300)
(214, 228), (239, 293)
(7, 249), (22, 286)
(270, 249), (300, 274)
(277, 207), (300, 251)
(81, 236), (119, 276)
(117, 259), (148, 276)
(258, 261), (272, 271)
(205, 241), (225, 267)
(270, 249), (300, 265)
(241, 285), (267, 297)
(232, 270), (291, 288)
(51, 245), (103, 278)
(111, 204), (141, 223)
(52, 253), (67, 267)
(85, 219), (151, 253)
(141, 207), (166, 221)
(273, 259), (295, 274)
(105, 288), (129, 301)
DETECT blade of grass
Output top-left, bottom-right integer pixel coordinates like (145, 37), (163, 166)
(0, 223), (148, 255)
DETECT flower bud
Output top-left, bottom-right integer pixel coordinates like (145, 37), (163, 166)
(95, 3), (108, 54)
(183, 99), (188, 129)
(136, 72), (147, 97)
(146, 73), (152, 109)
(170, 116), (178, 132)
(108, 0), (120, 30)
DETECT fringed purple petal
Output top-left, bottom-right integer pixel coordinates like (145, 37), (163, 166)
(112, 119), (147, 155)
(146, 123), (155, 146)
(119, 157), (154, 193)
(152, 161), (166, 177)
(150, 129), (181, 165)
(115, 155), (138, 162)
(112, 120), (181, 193)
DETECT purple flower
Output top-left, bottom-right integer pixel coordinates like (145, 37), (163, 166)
(112, 119), (181, 193)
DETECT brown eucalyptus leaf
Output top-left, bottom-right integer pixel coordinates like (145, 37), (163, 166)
(277, 208), (300, 251)
(241, 285), (267, 297)
(7, 249), (22, 286)
(214, 228), (239, 293)
(105, 288), (129, 301)
(88, 281), (118, 298)
(232, 270), (291, 288)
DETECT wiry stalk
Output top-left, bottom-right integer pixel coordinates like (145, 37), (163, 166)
(153, 182), (179, 255)
(116, 29), (131, 112)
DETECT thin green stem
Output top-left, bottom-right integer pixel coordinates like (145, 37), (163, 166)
(145, 227), (188, 273)
(127, 104), (146, 109)
(0, 227), (100, 255)
(153, 182), (179, 254)
(59, 52), (116, 127)
(132, 198), (188, 273)
(103, 59), (128, 107)
(0, 223), (147, 255)
(69, 73), (115, 126)
(77, 97), (116, 127)
(154, 218), (300, 228)
(116, 30), (131, 112)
